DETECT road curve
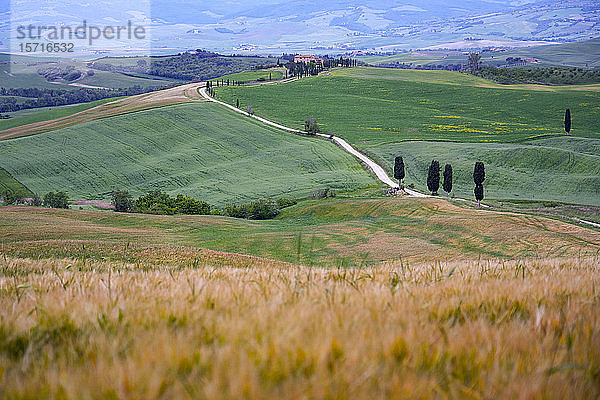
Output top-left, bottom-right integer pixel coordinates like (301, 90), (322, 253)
(199, 86), (428, 197)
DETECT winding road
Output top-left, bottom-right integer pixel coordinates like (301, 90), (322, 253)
(199, 84), (600, 230)
(199, 86), (427, 198)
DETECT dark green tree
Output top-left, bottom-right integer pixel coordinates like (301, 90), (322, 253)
(564, 108), (571, 134)
(394, 156), (405, 189)
(304, 118), (320, 135)
(468, 53), (481, 72)
(111, 190), (135, 213)
(473, 162), (485, 207)
(473, 162), (485, 186)
(442, 164), (453, 198)
(1, 189), (23, 205)
(474, 184), (484, 207)
(427, 160), (440, 195)
(43, 191), (69, 209)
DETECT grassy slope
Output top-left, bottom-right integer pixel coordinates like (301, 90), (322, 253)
(1, 198), (598, 266)
(214, 67), (600, 144)
(360, 38), (600, 69)
(0, 102), (375, 205)
(0, 168), (32, 197)
(371, 137), (600, 206)
(214, 67), (600, 204)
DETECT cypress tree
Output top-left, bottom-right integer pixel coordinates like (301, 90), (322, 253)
(442, 164), (453, 198)
(473, 162), (485, 207)
(394, 156), (405, 189)
(564, 108), (571, 134)
(473, 162), (485, 186)
(474, 184), (484, 207)
(427, 160), (440, 195)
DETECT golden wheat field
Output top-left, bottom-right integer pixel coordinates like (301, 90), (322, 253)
(1, 254), (599, 399)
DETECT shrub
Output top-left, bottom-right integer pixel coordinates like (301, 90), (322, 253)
(1, 190), (23, 205)
(304, 118), (320, 135)
(311, 188), (335, 199)
(31, 194), (43, 207)
(174, 194), (211, 215)
(276, 197), (297, 209)
(224, 199), (280, 220)
(43, 191), (69, 209)
(135, 190), (177, 215)
(111, 190), (135, 213)
(135, 191), (211, 216)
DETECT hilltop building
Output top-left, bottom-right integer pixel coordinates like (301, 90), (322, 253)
(294, 55), (324, 64)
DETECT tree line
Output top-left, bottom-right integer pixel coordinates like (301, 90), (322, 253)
(394, 156), (486, 206)
(92, 51), (279, 82)
(0, 188), (298, 221)
(0, 86), (161, 113)
(471, 66), (600, 85)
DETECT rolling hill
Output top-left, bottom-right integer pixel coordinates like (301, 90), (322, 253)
(1, 196), (599, 266)
(0, 101), (376, 205)
(213, 67), (600, 205)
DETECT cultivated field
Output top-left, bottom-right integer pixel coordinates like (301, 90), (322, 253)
(370, 137), (600, 206)
(0, 98), (121, 132)
(0, 102), (376, 205)
(215, 67), (600, 144)
(0, 83), (205, 139)
(213, 67), (600, 205)
(1, 254), (599, 399)
(2, 198), (599, 266)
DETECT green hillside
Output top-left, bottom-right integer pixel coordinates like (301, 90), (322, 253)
(370, 137), (600, 206)
(508, 38), (600, 69)
(210, 69), (284, 83)
(0, 102), (376, 205)
(214, 67), (600, 205)
(0, 54), (179, 90)
(0, 167), (32, 197)
(214, 67), (600, 145)
(2, 197), (599, 266)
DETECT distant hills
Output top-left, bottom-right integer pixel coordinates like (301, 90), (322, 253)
(1, 0), (599, 55)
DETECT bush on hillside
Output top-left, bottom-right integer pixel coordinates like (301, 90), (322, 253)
(135, 190), (211, 215)
(304, 119), (320, 135)
(276, 197), (297, 209)
(310, 187), (335, 199)
(112, 190), (135, 213)
(43, 191), (69, 209)
(223, 199), (280, 220)
(1, 189), (24, 205)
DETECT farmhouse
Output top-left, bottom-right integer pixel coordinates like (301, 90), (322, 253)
(294, 54), (324, 64)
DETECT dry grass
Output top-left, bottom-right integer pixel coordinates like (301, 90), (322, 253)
(0, 83), (206, 140)
(1, 255), (599, 399)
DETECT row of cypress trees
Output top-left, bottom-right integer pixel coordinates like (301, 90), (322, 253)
(394, 156), (486, 206)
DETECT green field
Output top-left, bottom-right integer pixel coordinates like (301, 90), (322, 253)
(2, 196), (599, 266)
(214, 67), (600, 205)
(0, 102), (376, 205)
(215, 67), (600, 144)
(370, 137), (600, 206)
(210, 69), (284, 83)
(0, 167), (31, 197)
(0, 98), (121, 131)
